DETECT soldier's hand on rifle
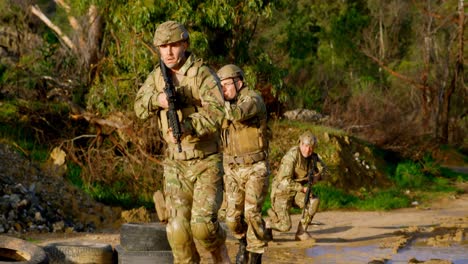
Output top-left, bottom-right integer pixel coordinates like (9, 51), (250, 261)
(157, 93), (169, 109)
(302, 186), (308, 193)
(313, 171), (322, 183)
(167, 127), (184, 144)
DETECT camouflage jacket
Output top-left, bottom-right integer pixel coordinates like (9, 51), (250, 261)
(134, 53), (225, 160)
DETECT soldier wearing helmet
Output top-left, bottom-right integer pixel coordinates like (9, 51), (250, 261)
(134, 21), (229, 263)
(217, 64), (270, 264)
(266, 131), (325, 241)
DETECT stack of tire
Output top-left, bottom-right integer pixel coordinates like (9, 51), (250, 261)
(0, 235), (115, 264)
(0, 235), (49, 264)
(116, 222), (173, 264)
(43, 241), (114, 264)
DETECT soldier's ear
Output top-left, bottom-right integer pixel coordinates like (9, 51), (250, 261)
(237, 79), (244, 90)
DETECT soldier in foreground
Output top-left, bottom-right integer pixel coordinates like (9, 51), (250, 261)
(217, 64), (270, 264)
(134, 21), (230, 263)
(266, 131), (326, 241)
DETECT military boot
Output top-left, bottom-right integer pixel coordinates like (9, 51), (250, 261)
(264, 228), (273, 241)
(295, 222), (315, 242)
(235, 237), (249, 264)
(247, 252), (262, 264)
(210, 243), (231, 264)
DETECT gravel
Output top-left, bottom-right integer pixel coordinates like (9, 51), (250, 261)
(0, 143), (121, 235)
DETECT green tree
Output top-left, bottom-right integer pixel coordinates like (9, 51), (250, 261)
(84, 0), (277, 113)
(13, 0), (278, 114)
(361, 0), (466, 144)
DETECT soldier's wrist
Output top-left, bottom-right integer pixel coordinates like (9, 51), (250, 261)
(150, 92), (162, 109)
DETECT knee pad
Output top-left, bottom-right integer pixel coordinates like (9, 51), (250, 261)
(225, 220), (238, 234)
(273, 220), (291, 232)
(192, 220), (215, 241)
(308, 198), (320, 216)
(167, 216), (191, 246)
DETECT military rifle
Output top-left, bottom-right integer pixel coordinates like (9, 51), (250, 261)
(302, 153), (328, 219)
(160, 59), (183, 152)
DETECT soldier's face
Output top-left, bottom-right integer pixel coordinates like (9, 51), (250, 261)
(158, 41), (188, 70)
(221, 78), (241, 101)
(300, 142), (314, 158)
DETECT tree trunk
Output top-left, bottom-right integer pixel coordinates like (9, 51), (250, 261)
(30, 2), (103, 85)
(84, 5), (103, 81)
(435, 0), (465, 144)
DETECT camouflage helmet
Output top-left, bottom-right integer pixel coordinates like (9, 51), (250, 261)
(153, 21), (189, 46)
(299, 131), (317, 147)
(217, 64), (245, 81)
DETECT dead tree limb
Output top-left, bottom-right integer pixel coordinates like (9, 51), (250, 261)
(29, 5), (76, 52)
(362, 51), (426, 91)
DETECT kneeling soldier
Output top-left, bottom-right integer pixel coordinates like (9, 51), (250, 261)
(267, 131), (325, 241)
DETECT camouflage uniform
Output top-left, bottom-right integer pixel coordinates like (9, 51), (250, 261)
(134, 21), (227, 264)
(268, 144), (322, 237)
(218, 65), (269, 262)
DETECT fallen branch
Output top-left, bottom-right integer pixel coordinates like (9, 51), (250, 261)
(362, 50), (426, 91)
(29, 5), (76, 52)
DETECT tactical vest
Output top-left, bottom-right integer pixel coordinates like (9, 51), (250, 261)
(154, 56), (220, 160)
(294, 149), (311, 183)
(223, 90), (268, 165)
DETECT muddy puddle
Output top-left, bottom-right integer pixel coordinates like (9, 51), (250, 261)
(305, 243), (468, 264)
(389, 244), (468, 263)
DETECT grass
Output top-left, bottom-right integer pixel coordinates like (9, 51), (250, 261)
(268, 120), (343, 164)
(0, 123), (50, 163)
(0, 101), (18, 121)
(353, 188), (411, 210)
(0, 100), (70, 163)
(66, 162), (154, 209)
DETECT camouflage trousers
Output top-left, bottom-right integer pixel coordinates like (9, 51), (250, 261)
(163, 153), (226, 264)
(269, 187), (320, 232)
(224, 160), (270, 254)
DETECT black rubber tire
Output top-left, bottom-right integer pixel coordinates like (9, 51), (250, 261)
(43, 241), (113, 264)
(0, 235), (49, 264)
(114, 245), (173, 264)
(120, 222), (171, 251)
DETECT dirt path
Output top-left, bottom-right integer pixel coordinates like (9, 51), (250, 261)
(23, 192), (468, 264)
(261, 193), (468, 263)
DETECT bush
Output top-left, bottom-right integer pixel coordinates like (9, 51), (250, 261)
(394, 161), (426, 188)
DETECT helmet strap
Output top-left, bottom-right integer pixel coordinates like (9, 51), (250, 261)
(233, 78), (243, 92)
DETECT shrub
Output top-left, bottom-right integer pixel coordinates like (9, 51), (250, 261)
(394, 161), (426, 188)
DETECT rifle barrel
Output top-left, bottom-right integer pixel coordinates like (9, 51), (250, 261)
(160, 59), (183, 152)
